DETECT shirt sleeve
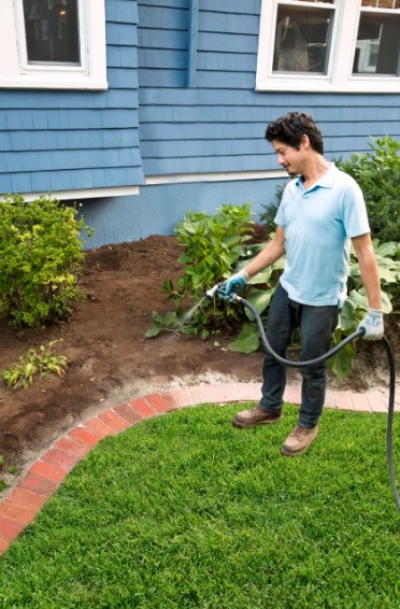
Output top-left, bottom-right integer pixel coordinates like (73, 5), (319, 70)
(342, 180), (370, 238)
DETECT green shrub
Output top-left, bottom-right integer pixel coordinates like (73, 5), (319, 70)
(146, 203), (255, 338)
(0, 195), (93, 327)
(336, 136), (400, 242)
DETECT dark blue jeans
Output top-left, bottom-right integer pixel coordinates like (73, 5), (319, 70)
(259, 283), (339, 428)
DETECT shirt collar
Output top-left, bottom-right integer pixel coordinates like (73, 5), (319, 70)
(296, 162), (337, 190)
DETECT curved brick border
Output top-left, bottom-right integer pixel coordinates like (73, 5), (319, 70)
(0, 381), (397, 557)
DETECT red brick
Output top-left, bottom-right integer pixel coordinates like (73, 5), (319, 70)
(351, 392), (372, 412)
(235, 382), (259, 402)
(333, 391), (354, 411)
(187, 384), (209, 405)
(0, 501), (36, 526)
(99, 409), (131, 431)
(0, 538), (10, 555)
(0, 517), (25, 542)
(145, 393), (171, 414)
(128, 397), (155, 418)
(19, 472), (59, 496)
(323, 389), (336, 409)
(69, 426), (101, 447)
(53, 436), (92, 458)
(5, 487), (48, 512)
(170, 385), (194, 408)
(367, 390), (388, 413)
(30, 460), (68, 483)
(42, 448), (79, 470)
(202, 383), (240, 404)
(283, 384), (301, 405)
(84, 417), (117, 439)
(114, 402), (142, 424)
(158, 390), (180, 411)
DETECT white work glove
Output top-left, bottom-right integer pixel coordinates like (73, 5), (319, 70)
(357, 309), (384, 341)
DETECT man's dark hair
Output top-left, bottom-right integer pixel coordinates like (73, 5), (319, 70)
(265, 112), (324, 154)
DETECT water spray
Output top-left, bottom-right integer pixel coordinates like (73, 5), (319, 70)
(207, 284), (399, 513)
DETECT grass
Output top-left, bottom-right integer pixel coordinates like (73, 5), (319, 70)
(0, 403), (399, 608)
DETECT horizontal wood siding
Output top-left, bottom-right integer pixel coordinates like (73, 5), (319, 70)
(138, 0), (400, 176)
(0, 0), (144, 197)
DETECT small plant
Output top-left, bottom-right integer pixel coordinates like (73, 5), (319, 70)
(0, 194), (93, 327)
(2, 340), (68, 390)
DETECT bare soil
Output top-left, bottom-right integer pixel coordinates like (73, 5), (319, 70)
(0, 232), (398, 491)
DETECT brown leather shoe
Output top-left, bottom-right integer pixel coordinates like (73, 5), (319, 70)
(281, 424), (319, 456)
(232, 405), (282, 428)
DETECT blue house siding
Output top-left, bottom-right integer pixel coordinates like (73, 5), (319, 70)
(81, 0), (400, 247)
(81, 176), (281, 250)
(2, 0), (400, 247)
(137, 0), (400, 178)
(0, 0), (144, 197)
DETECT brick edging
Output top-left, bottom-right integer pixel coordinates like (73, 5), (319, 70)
(0, 381), (395, 556)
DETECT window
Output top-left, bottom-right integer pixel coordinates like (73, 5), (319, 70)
(0, 0), (107, 90)
(256, 0), (400, 93)
(22, 0), (80, 65)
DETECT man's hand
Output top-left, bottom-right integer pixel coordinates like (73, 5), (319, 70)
(357, 309), (384, 341)
(221, 269), (249, 299)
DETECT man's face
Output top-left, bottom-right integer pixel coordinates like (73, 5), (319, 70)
(272, 138), (307, 176)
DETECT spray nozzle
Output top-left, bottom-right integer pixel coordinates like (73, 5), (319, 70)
(205, 284), (241, 303)
(205, 283), (223, 299)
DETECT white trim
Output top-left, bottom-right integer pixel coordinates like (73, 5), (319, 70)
(2, 173), (287, 202)
(256, 0), (400, 94)
(145, 170), (287, 186)
(0, 0), (107, 90)
(3, 173), (288, 202)
(2, 186), (140, 203)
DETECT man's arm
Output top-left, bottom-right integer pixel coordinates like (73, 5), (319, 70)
(351, 233), (382, 310)
(352, 232), (384, 340)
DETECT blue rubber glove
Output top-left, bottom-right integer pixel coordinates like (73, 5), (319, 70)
(357, 309), (384, 341)
(221, 269), (249, 300)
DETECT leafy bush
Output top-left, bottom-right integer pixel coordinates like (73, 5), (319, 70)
(336, 136), (400, 242)
(146, 203), (255, 338)
(0, 195), (93, 327)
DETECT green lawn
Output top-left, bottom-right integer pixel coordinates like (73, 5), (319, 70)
(0, 403), (399, 608)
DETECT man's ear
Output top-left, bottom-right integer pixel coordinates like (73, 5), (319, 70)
(300, 134), (310, 149)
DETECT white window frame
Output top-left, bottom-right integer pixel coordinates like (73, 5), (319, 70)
(256, 0), (400, 93)
(0, 0), (107, 90)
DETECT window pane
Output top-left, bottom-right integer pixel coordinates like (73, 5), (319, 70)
(353, 12), (400, 74)
(292, 0), (334, 4)
(362, 1), (400, 8)
(23, 0), (80, 64)
(273, 6), (334, 73)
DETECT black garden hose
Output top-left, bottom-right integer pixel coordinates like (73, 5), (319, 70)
(211, 287), (399, 512)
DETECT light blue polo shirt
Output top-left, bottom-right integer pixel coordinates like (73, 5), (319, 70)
(275, 163), (370, 307)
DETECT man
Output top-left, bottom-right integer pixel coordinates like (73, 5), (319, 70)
(222, 112), (383, 456)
